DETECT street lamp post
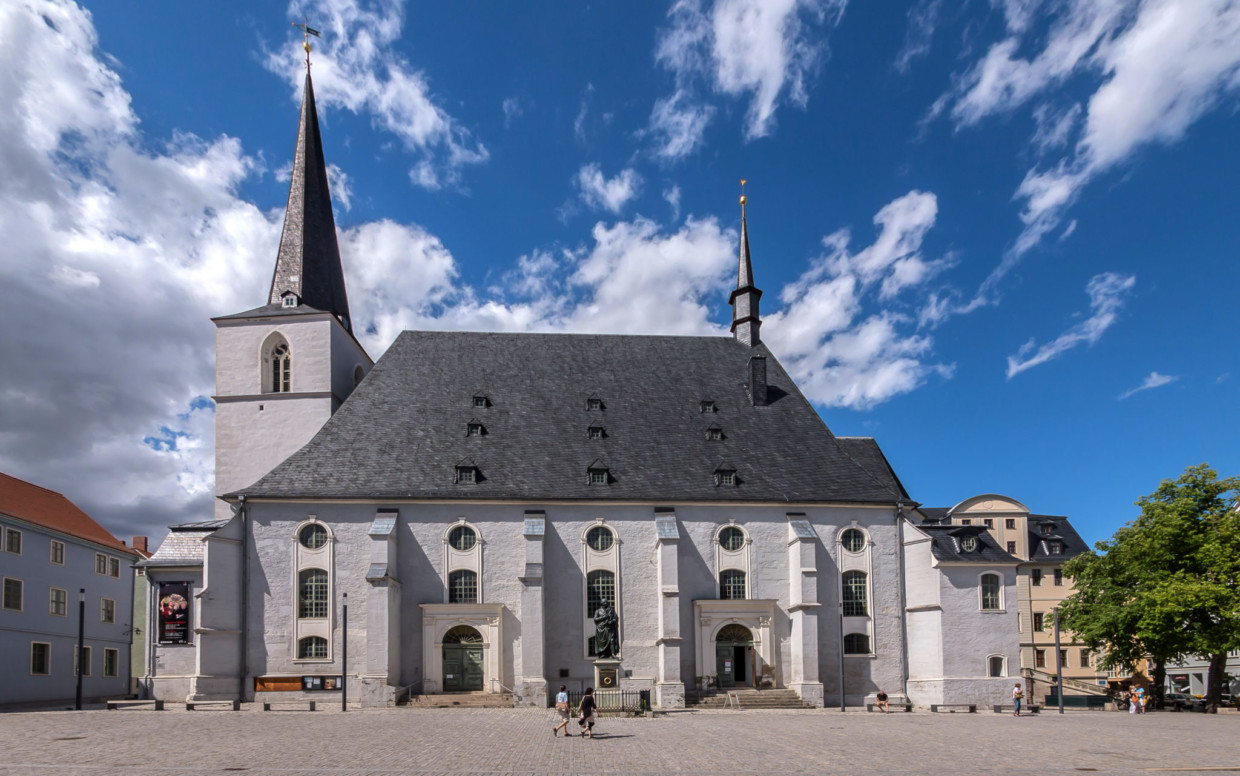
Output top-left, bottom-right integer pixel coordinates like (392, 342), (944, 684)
(1053, 607), (1064, 714)
(75, 588), (85, 710)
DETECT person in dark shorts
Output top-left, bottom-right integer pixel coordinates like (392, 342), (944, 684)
(876, 690), (890, 713)
(578, 687), (598, 738)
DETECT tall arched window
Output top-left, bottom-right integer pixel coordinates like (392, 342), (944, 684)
(719, 569), (747, 600)
(298, 569), (328, 618)
(586, 570), (616, 656)
(980, 573), (1002, 610)
(842, 571), (868, 616)
(262, 334), (292, 393)
(448, 570), (478, 603)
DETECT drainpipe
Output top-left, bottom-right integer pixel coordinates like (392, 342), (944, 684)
(238, 496), (249, 703)
(837, 535), (845, 711)
(894, 503), (910, 702)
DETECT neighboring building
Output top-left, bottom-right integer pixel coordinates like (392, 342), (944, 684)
(919, 496), (1107, 704)
(1166, 651), (1240, 699)
(0, 472), (138, 706)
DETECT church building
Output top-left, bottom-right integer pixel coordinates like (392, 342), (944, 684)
(138, 66), (1053, 711)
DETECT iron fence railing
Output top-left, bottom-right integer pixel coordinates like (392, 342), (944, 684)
(565, 689), (650, 714)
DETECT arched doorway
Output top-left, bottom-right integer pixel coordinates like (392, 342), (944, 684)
(715, 624), (754, 688)
(442, 625), (484, 692)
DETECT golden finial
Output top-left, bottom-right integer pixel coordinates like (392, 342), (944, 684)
(739, 178), (748, 207)
(292, 18), (321, 70)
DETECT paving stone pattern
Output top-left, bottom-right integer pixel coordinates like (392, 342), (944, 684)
(0, 706), (1237, 775)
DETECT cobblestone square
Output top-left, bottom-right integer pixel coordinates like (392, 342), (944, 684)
(0, 706), (1236, 776)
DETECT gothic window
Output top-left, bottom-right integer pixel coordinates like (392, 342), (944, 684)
(262, 334), (292, 393)
(448, 570), (478, 603)
(353, 365), (365, 388)
(298, 569), (329, 618)
(842, 571), (868, 616)
(719, 569), (746, 600)
(980, 573), (1002, 611)
(843, 633), (870, 654)
(298, 636), (328, 659)
(840, 528), (865, 553)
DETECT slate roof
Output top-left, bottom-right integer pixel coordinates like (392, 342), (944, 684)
(1026, 514), (1090, 562)
(212, 302), (333, 323)
(917, 523), (1018, 564)
(233, 331), (911, 505)
(141, 523), (221, 566)
(0, 472), (136, 555)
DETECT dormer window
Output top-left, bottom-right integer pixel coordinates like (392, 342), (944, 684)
(281, 291), (299, 308)
(1048, 540), (1063, 555)
(587, 396), (604, 411)
(706, 425), (723, 441)
(466, 422), (485, 437)
(588, 467), (609, 485)
(714, 467), (738, 487)
(472, 394), (489, 409)
(700, 400), (716, 413)
(587, 425), (605, 440)
(1040, 522), (1054, 536)
(961, 536), (978, 552)
(455, 459), (479, 484)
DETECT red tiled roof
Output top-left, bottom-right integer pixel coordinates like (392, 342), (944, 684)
(0, 472), (136, 555)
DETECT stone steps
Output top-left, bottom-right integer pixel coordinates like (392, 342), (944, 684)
(688, 689), (816, 710)
(405, 692), (514, 708)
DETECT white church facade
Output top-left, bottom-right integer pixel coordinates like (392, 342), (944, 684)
(137, 69), (1067, 711)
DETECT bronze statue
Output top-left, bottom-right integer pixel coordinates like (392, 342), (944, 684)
(593, 599), (619, 659)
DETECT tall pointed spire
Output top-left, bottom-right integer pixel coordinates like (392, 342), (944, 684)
(729, 179), (763, 347)
(268, 69), (353, 333)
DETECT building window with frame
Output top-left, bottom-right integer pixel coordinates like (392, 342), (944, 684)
(448, 526), (477, 551)
(843, 633), (870, 654)
(298, 569), (329, 618)
(1007, 541), (1017, 553)
(2, 577), (22, 611)
(961, 519), (971, 525)
(50, 587), (67, 617)
(299, 524), (328, 550)
(467, 422), (485, 437)
(586, 570), (616, 656)
(705, 426), (723, 441)
(1081, 648), (1091, 667)
(50, 540), (65, 565)
(1053, 569), (1064, 586)
(718, 526), (745, 551)
(587, 425), (605, 440)
(74, 645), (91, 676)
(104, 648), (119, 677)
(1005, 518), (1016, 529)
(298, 636), (328, 659)
(587, 397), (604, 411)
(988, 655), (1005, 677)
(699, 400), (716, 413)
(456, 466), (477, 484)
(472, 394), (488, 409)
(109, 558), (120, 577)
(586, 526), (614, 552)
(980, 573), (1002, 611)
(1049, 541), (1063, 555)
(448, 570), (478, 604)
(840, 528), (866, 553)
(1035, 649), (1046, 668)
(95, 553), (107, 575)
(984, 518), (994, 528)
(31, 642), (51, 676)
(1059, 649), (1069, 668)
(842, 570), (868, 616)
(101, 598), (115, 624)
(270, 342), (291, 393)
(719, 569), (747, 600)
(1031, 569), (1042, 586)
(1033, 612), (1044, 631)
(4, 527), (21, 554)
(588, 468), (608, 485)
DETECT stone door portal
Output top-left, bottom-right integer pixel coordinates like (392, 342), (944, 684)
(442, 625), (484, 692)
(715, 624), (753, 688)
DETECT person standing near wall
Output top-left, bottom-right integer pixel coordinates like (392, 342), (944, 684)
(1012, 682), (1024, 717)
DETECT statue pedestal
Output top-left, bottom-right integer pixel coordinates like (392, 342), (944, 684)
(593, 658), (622, 692)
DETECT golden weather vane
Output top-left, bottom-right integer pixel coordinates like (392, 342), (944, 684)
(291, 18), (321, 70)
(740, 178), (748, 208)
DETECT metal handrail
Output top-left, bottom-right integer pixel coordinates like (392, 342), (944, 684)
(398, 678), (423, 703)
(489, 678), (516, 694)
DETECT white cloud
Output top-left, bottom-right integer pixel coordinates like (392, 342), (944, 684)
(1005, 272), (1135, 378)
(502, 96), (523, 129)
(894, 0), (942, 73)
(942, 0), (1240, 282)
(576, 164), (642, 214)
(1118, 371), (1177, 400)
(664, 184), (683, 221)
(326, 163), (352, 211)
(264, 0), (488, 189)
(649, 0), (844, 157)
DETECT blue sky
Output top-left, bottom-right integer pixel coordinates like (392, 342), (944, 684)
(1, 0), (1237, 544)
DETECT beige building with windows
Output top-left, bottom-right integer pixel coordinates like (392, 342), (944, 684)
(919, 496), (1107, 705)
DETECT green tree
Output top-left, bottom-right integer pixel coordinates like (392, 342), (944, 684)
(1061, 464), (1240, 712)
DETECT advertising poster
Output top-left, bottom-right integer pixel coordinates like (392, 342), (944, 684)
(158, 582), (191, 644)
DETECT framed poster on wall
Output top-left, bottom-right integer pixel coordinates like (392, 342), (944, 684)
(157, 581), (191, 644)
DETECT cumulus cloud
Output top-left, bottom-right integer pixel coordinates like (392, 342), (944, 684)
(649, 0), (845, 158)
(1005, 272), (1135, 378)
(264, 0), (488, 190)
(576, 164), (642, 214)
(1118, 371), (1177, 400)
(942, 0), (1240, 287)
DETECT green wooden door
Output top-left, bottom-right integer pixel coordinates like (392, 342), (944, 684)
(444, 645), (464, 692)
(463, 646), (484, 691)
(716, 645), (735, 688)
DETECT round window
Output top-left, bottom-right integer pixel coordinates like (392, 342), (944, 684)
(298, 524), (327, 550)
(449, 526), (477, 551)
(586, 526), (614, 552)
(719, 526), (745, 552)
(841, 528), (866, 553)
(961, 536), (978, 552)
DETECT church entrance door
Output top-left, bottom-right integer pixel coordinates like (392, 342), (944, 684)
(715, 624), (753, 688)
(442, 625), (484, 692)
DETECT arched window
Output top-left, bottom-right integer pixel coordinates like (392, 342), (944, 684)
(840, 528), (866, 553)
(981, 573), (1002, 610)
(443, 625), (483, 644)
(719, 526), (745, 551)
(988, 655), (1006, 677)
(842, 571), (868, 616)
(586, 526), (614, 552)
(448, 526), (477, 551)
(720, 569), (747, 600)
(299, 524), (328, 550)
(262, 334), (292, 393)
(298, 569), (328, 618)
(448, 570), (478, 603)
(586, 570), (616, 656)
(843, 633), (870, 654)
(298, 636), (327, 659)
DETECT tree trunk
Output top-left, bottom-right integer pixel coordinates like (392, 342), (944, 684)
(1149, 657), (1167, 710)
(1205, 652), (1227, 714)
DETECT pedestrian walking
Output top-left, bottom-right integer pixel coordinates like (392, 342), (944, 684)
(578, 687), (598, 739)
(1012, 682), (1024, 717)
(552, 684), (572, 737)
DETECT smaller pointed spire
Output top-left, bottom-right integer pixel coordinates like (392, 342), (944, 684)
(729, 179), (763, 347)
